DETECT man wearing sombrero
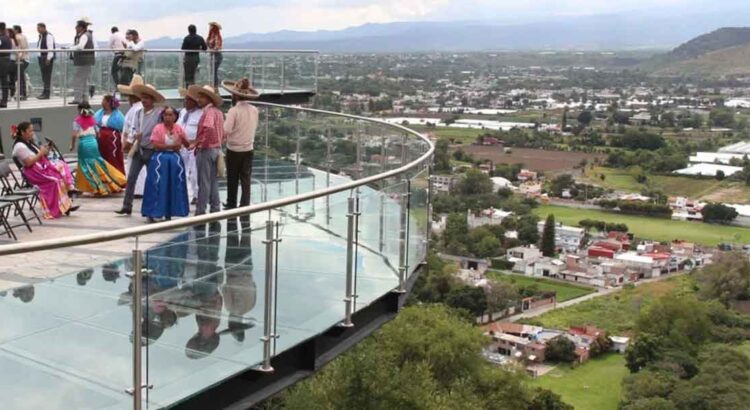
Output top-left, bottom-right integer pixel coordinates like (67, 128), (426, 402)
(116, 83), (165, 216)
(189, 84), (224, 216)
(221, 78), (259, 210)
(178, 87), (202, 203)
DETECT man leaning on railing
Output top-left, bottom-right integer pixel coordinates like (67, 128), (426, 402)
(68, 18), (95, 105)
(36, 22), (54, 100)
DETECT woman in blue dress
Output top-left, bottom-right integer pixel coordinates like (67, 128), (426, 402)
(70, 102), (127, 195)
(141, 106), (191, 223)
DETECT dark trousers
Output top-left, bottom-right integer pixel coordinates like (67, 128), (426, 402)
(15, 60), (28, 97)
(38, 57), (53, 96)
(0, 58), (9, 104)
(7, 61), (17, 97)
(120, 67), (135, 87)
(211, 52), (223, 88)
(111, 54), (123, 88)
(122, 148), (152, 212)
(184, 55), (199, 87)
(225, 149), (254, 209)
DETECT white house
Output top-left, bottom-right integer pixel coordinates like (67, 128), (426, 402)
(468, 208), (513, 229)
(610, 336), (630, 354)
(532, 258), (565, 278)
(537, 222), (586, 252)
(507, 246), (543, 274)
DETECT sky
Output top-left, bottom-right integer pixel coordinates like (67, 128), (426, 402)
(1, 0), (748, 41)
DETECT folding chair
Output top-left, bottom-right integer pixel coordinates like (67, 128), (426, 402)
(0, 201), (17, 240)
(0, 161), (40, 232)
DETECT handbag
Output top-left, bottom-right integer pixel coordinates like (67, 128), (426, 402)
(217, 150), (226, 177)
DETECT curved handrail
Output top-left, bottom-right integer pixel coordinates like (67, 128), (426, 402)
(0, 48), (318, 54)
(0, 102), (433, 256)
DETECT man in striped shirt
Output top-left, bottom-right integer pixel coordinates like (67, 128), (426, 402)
(189, 84), (224, 216)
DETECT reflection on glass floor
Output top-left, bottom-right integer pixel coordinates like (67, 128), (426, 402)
(0, 166), (421, 409)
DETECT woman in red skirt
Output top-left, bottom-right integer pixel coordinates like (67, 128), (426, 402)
(94, 94), (126, 174)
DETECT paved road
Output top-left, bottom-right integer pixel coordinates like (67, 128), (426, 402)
(505, 272), (683, 322)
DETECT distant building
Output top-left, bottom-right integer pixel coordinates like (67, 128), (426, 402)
(517, 169), (538, 182)
(507, 246), (543, 273)
(537, 222), (586, 253)
(467, 208), (513, 229)
(432, 174), (458, 193)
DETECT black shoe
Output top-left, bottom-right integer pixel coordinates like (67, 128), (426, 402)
(65, 205), (80, 216)
(37, 94), (50, 100)
(190, 198), (197, 205)
(147, 217), (157, 224)
(0, 103), (6, 108)
(68, 100), (81, 105)
(20, 96), (27, 101)
(114, 208), (131, 216)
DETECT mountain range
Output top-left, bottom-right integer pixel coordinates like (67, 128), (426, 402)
(144, 10), (750, 52)
(649, 28), (750, 77)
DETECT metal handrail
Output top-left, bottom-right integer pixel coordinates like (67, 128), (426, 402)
(0, 48), (318, 54)
(0, 102), (433, 256)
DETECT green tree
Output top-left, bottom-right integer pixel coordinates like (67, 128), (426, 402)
(621, 398), (676, 410)
(282, 305), (537, 409)
(695, 252), (750, 307)
(528, 388), (573, 410)
(541, 214), (556, 257)
(444, 213), (468, 245)
(701, 203), (739, 224)
(445, 286), (489, 317)
(485, 281), (520, 313)
(455, 169), (494, 195)
(545, 336), (577, 363)
(709, 108), (735, 128)
(635, 294), (712, 353)
(577, 110), (594, 128)
(625, 333), (663, 373)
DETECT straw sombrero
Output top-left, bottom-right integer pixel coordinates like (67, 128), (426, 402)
(188, 84), (223, 107)
(179, 87), (200, 102)
(131, 84), (166, 104)
(209, 22), (222, 30)
(117, 74), (144, 96)
(221, 79), (259, 100)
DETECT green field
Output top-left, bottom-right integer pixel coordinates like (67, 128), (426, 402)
(581, 167), (750, 204)
(521, 276), (688, 334)
(534, 204), (750, 246)
(532, 354), (628, 410)
(486, 270), (595, 302)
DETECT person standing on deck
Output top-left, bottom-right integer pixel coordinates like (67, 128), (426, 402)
(178, 87), (201, 203)
(68, 18), (95, 105)
(181, 25), (206, 88)
(109, 27), (126, 90)
(120, 29), (144, 87)
(206, 22), (223, 89)
(221, 78), (258, 210)
(115, 83), (165, 216)
(36, 23), (55, 100)
(0, 24), (11, 108)
(12, 25), (29, 101)
(189, 84), (224, 216)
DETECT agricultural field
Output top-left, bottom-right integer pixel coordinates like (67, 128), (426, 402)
(460, 146), (605, 174)
(532, 354), (628, 410)
(581, 166), (750, 204)
(520, 276), (688, 335)
(534, 204), (750, 246)
(486, 270), (596, 302)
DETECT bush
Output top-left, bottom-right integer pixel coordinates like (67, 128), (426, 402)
(492, 259), (515, 270)
(545, 336), (577, 363)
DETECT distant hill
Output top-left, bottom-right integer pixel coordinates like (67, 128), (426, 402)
(665, 27), (750, 61)
(142, 10), (750, 53)
(650, 27), (750, 76)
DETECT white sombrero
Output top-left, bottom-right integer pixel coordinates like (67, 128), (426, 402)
(131, 84), (166, 104)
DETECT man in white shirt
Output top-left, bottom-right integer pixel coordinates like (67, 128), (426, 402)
(118, 75), (148, 198)
(179, 89), (201, 202)
(69, 19), (95, 104)
(120, 29), (144, 87)
(109, 26), (126, 91)
(12, 25), (29, 100)
(221, 78), (259, 209)
(36, 22), (55, 99)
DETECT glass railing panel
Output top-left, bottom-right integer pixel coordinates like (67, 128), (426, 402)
(408, 166), (430, 277)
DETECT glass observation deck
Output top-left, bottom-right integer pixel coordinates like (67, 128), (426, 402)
(0, 56), (434, 409)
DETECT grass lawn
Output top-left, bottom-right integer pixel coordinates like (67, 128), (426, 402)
(486, 270), (595, 302)
(534, 204), (750, 246)
(532, 354), (628, 410)
(520, 276), (689, 334)
(581, 167), (750, 204)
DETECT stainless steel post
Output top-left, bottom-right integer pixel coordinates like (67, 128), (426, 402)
(342, 197), (357, 327)
(396, 180), (411, 293)
(325, 128), (332, 225)
(263, 107), (269, 203)
(378, 135), (386, 252)
(261, 55), (266, 94)
(280, 55), (285, 94)
(380, 135), (387, 172)
(401, 133), (408, 165)
(259, 220), (277, 372)
(15, 57), (21, 109)
(131, 245), (143, 409)
(355, 123), (362, 179)
(62, 53), (68, 105)
(314, 54), (319, 93)
(295, 135), (301, 214)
